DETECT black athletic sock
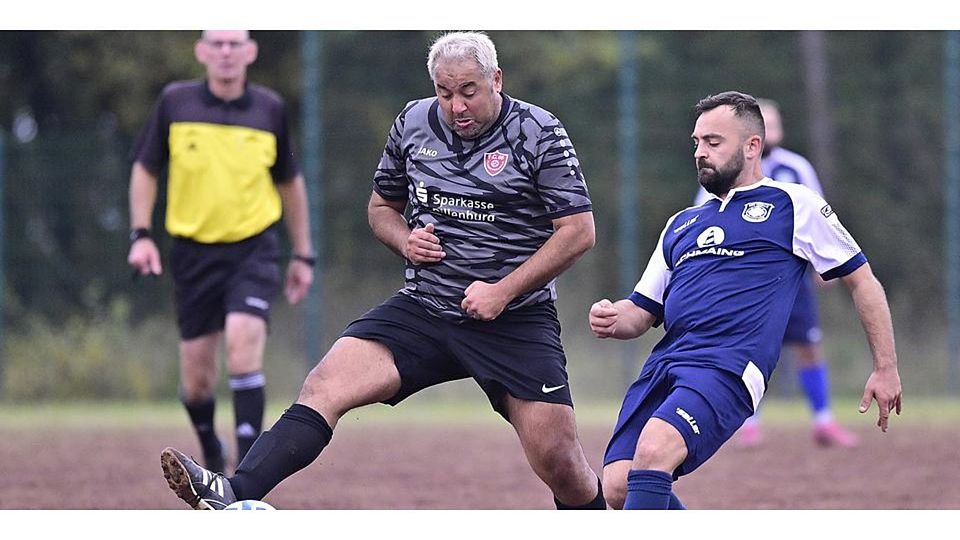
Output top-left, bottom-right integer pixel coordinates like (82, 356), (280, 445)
(182, 395), (222, 462)
(230, 371), (266, 463)
(229, 403), (333, 500)
(555, 476), (607, 509)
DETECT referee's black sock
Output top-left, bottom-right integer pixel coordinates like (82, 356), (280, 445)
(229, 403), (333, 501)
(181, 395), (223, 464)
(230, 371), (266, 464)
(555, 476), (607, 509)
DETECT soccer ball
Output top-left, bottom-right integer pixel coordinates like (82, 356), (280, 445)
(224, 499), (276, 510)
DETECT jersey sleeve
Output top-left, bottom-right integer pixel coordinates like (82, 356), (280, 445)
(129, 92), (169, 174)
(372, 102), (415, 201)
(627, 217), (676, 326)
(790, 186), (866, 280)
(534, 119), (592, 219)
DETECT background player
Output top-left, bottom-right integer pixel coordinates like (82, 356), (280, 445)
(694, 98), (857, 447)
(591, 91), (902, 509)
(158, 31), (606, 510)
(128, 30), (315, 472)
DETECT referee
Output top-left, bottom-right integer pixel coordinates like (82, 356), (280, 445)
(128, 30), (315, 473)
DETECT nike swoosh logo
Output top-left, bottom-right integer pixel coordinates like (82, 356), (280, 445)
(541, 384), (566, 394)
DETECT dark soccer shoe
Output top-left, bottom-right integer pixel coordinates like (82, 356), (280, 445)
(161, 447), (237, 510)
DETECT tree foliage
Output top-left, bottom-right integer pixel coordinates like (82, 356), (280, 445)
(0, 30), (949, 349)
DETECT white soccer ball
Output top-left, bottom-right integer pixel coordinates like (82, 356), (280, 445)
(224, 499), (276, 510)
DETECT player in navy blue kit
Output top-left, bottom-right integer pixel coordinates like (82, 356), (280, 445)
(590, 91), (902, 510)
(160, 31), (606, 510)
(693, 99), (858, 447)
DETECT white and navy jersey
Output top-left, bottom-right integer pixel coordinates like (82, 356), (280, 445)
(630, 178), (865, 407)
(694, 146), (823, 205)
(373, 93), (592, 321)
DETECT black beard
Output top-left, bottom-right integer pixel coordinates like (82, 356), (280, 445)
(698, 153), (744, 196)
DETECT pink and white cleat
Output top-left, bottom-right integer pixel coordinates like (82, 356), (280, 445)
(813, 421), (859, 448)
(735, 422), (763, 448)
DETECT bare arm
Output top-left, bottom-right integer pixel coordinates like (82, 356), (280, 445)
(589, 298), (657, 340)
(277, 174), (314, 258)
(277, 174), (315, 304)
(127, 162), (162, 276)
(841, 263), (903, 431)
(461, 211), (596, 321)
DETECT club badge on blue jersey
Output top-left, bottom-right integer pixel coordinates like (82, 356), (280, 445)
(742, 201), (775, 223)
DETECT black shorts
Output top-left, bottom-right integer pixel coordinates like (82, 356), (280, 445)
(341, 293), (573, 418)
(170, 226), (281, 340)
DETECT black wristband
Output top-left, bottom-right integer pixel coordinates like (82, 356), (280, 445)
(292, 254), (317, 267)
(129, 228), (152, 243)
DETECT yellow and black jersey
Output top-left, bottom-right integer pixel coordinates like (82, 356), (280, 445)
(131, 80), (300, 243)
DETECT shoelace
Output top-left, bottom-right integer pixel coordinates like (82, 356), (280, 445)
(188, 457), (227, 504)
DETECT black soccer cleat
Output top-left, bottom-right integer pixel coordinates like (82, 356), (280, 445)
(161, 447), (237, 510)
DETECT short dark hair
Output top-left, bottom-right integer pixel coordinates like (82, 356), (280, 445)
(695, 91), (765, 139)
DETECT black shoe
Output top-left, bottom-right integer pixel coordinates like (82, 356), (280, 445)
(161, 447), (237, 510)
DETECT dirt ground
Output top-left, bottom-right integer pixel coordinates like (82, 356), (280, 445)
(1, 420), (956, 510)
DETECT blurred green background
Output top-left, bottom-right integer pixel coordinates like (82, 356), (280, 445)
(0, 30), (949, 405)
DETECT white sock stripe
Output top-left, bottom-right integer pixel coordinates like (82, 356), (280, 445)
(229, 372), (266, 391)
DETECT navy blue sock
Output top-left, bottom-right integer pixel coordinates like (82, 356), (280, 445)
(182, 395), (222, 463)
(554, 477), (607, 509)
(623, 469), (674, 510)
(668, 492), (686, 510)
(229, 403), (333, 500)
(230, 371), (266, 463)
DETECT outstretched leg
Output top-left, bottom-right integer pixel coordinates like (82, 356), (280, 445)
(162, 336), (401, 508)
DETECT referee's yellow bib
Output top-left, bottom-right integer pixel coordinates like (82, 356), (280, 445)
(166, 122), (281, 243)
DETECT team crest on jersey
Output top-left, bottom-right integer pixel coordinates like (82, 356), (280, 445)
(742, 201), (775, 223)
(484, 151), (509, 176)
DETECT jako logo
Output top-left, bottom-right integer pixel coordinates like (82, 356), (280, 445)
(676, 407), (700, 435)
(417, 147), (438, 157)
(696, 226), (725, 248)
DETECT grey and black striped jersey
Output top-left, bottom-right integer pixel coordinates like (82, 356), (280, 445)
(373, 93), (592, 321)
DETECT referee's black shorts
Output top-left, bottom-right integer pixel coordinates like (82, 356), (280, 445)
(341, 293), (575, 419)
(170, 226), (281, 340)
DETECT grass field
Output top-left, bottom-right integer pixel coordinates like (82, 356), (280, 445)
(0, 396), (932, 431)
(2, 393), (954, 514)
(0, 393), (936, 430)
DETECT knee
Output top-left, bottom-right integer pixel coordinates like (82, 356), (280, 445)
(633, 437), (684, 472)
(602, 470), (627, 510)
(298, 363), (332, 404)
(530, 439), (585, 486)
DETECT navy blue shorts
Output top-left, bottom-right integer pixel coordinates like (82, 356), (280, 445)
(170, 226), (281, 340)
(341, 293), (573, 418)
(783, 274), (822, 344)
(604, 363), (755, 478)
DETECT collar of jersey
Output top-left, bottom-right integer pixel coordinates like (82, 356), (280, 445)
(200, 80), (253, 109)
(714, 177), (773, 212)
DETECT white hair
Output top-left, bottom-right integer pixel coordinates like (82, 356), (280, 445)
(427, 31), (499, 82)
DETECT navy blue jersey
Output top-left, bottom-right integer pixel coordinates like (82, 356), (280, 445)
(631, 178), (865, 409)
(373, 93), (592, 321)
